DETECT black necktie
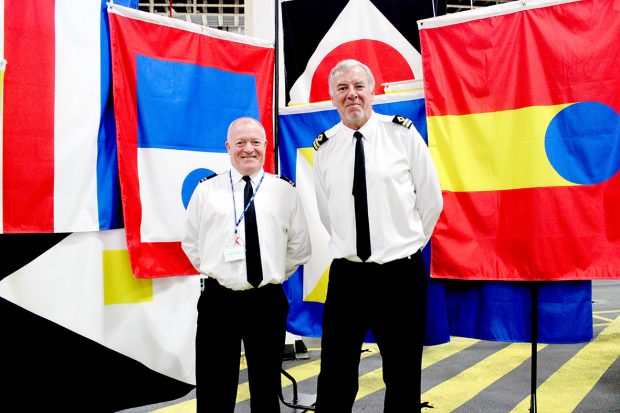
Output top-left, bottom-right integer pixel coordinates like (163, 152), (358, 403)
(242, 176), (263, 287)
(353, 131), (371, 261)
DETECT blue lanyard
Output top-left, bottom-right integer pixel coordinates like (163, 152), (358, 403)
(230, 170), (265, 236)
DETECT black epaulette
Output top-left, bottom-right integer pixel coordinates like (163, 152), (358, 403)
(392, 115), (413, 129)
(313, 131), (329, 151)
(198, 172), (218, 183)
(279, 175), (296, 187)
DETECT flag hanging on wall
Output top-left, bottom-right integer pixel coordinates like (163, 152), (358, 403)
(279, 92), (592, 344)
(281, 0), (445, 105)
(1, 0), (133, 233)
(420, 0), (620, 281)
(108, 4), (275, 278)
(0, 230), (197, 411)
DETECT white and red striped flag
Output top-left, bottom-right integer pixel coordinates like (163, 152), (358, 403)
(1, 0), (132, 233)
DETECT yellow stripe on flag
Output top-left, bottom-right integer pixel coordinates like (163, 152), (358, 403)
(103, 250), (153, 305)
(429, 104), (577, 192)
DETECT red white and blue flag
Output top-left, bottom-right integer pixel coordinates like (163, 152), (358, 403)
(421, 0), (620, 281)
(108, 5), (275, 278)
(1, 0), (131, 233)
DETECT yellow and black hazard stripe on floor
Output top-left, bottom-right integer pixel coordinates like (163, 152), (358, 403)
(151, 310), (620, 413)
(420, 309), (620, 412)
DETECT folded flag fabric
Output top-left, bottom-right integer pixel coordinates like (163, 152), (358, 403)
(108, 4), (275, 277)
(1, 0), (134, 233)
(420, 0), (620, 281)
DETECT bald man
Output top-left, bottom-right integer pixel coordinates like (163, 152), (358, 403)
(182, 117), (311, 412)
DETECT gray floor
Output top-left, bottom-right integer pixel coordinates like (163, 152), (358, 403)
(119, 280), (620, 413)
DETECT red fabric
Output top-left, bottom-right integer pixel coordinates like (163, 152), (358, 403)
(3, 0), (56, 232)
(421, 0), (620, 116)
(432, 171), (620, 280)
(308, 39), (413, 102)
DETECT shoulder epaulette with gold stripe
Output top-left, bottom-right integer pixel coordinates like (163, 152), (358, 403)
(279, 175), (295, 187)
(313, 131), (329, 151)
(392, 115), (413, 129)
(198, 172), (218, 183)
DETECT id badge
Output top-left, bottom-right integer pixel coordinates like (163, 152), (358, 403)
(224, 236), (245, 262)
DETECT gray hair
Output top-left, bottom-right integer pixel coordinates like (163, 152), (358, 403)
(328, 59), (375, 97)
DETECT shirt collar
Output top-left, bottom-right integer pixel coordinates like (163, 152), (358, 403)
(230, 167), (264, 185)
(340, 112), (377, 141)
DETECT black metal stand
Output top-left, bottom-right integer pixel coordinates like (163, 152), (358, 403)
(280, 368), (316, 412)
(530, 282), (539, 413)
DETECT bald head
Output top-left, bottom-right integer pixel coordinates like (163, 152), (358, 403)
(225, 117), (268, 176)
(227, 117), (266, 142)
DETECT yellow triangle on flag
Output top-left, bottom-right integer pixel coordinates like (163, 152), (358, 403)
(299, 147), (315, 166)
(304, 264), (330, 303)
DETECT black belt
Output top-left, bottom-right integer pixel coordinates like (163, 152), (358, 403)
(201, 277), (280, 294)
(342, 250), (421, 265)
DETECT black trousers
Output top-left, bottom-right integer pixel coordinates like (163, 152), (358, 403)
(196, 279), (289, 413)
(315, 252), (427, 413)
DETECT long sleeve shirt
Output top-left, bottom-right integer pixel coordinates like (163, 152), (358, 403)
(182, 168), (311, 290)
(313, 112), (443, 264)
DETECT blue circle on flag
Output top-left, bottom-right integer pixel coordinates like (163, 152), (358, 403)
(545, 102), (620, 185)
(182, 168), (216, 209)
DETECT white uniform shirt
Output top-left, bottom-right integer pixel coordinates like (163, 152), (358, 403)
(182, 168), (311, 291)
(314, 112), (443, 264)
